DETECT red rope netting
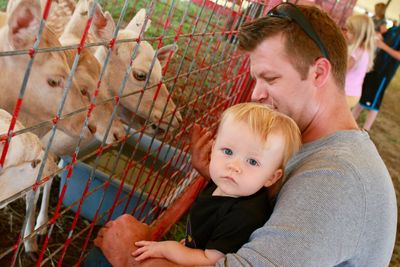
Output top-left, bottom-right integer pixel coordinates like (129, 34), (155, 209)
(0, 0), (356, 265)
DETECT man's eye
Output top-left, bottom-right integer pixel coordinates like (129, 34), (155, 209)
(264, 77), (278, 83)
(223, 148), (233, 156)
(247, 158), (259, 166)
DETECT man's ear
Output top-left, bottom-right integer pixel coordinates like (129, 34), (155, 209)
(264, 168), (283, 187)
(312, 57), (331, 88)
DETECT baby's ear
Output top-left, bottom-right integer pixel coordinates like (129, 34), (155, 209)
(264, 168), (283, 187)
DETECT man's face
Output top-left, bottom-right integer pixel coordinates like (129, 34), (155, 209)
(249, 34), (316, 132)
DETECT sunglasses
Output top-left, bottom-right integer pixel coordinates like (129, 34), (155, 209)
(267, 2), (330, 59)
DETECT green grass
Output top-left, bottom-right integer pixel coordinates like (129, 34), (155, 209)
(162, 214), (188, 241)
(97, 0), (225, 43)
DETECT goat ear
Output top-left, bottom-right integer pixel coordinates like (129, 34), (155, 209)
(156, 44), (178, 68)
(125, 8), (151, 33)
(90, 2), (115, 41)
(7, 0), (41, 50)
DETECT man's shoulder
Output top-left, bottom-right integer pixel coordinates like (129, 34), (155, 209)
(292, 131), (379, 165)
(285, 131), (389, 193)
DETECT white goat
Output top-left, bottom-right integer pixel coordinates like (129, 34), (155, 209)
(92, 3), (183, 133)
(0, 0), (96, 139)
(0, 109), (59, 256)
(40, 0), (128, 157)
(46, 0), (183, 134)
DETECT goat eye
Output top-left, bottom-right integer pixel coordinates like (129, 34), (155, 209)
(31, 159), (41, 168)
(133, 71), (147, 81)
(47, 78), (61, 88)
(81, 88), (88, 96)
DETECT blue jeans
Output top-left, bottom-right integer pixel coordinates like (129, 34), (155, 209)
(84, 247), (112, 267)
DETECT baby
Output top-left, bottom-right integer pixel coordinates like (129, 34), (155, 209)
(133, 102), (302, 265)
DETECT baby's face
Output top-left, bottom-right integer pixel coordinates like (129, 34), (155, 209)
(209, 117), (285, 198)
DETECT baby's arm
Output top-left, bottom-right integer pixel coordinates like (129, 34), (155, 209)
(133, 240), (224, 266)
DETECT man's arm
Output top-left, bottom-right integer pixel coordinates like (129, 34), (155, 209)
(133, 240), (224, 266)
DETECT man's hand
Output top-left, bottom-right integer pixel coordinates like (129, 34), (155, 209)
(94, 214), (151, 267)
(190, 123), (213, 179)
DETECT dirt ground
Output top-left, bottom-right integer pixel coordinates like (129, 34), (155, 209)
(363, 70), (400, 266)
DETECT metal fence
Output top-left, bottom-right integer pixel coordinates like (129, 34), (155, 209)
(0, 0), (356, 265)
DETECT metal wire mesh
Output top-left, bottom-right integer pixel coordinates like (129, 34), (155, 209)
(0, 0), (356, 265)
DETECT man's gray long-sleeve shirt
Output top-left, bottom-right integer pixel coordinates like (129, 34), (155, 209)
(218, 130), (397, 267)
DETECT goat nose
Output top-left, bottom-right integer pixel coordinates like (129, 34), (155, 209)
(113, 132), (121, 142)
(88, 124), (97, 135)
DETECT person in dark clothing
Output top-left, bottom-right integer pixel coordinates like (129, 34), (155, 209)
(352, 26), (400, 131)
(131, 102), (302, 266)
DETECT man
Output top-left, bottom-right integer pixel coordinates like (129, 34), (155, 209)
(89, 3), (397, 266)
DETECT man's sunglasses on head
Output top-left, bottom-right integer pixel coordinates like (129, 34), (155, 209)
(267, 2), (330, 60)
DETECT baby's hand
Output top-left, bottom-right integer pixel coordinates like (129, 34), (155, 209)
(132, 240), (164, 261)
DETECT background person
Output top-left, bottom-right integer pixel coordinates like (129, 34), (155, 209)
(343, 14), (375, 108)
(88, 4), (397, 267)
(132, 103), (302, 266)
(372, 2), (387, 34)
(352, 25), (400, 131)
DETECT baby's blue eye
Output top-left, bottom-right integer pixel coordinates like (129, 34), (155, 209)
(247, 158), (259, 166)
(223, 148), (233, 155)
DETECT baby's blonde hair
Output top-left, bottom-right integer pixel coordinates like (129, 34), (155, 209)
(219, 102), (302, 171)
(346, 14), (376, 71)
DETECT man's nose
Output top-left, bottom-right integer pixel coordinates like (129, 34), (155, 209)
(251, 83), (269, 103)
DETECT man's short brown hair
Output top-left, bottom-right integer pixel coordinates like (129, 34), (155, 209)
(238, 4), (347, 89)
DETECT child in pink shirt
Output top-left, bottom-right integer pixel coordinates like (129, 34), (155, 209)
(343, 15), (375, 108)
